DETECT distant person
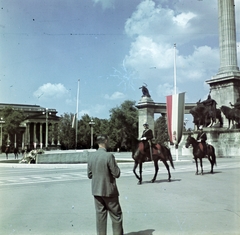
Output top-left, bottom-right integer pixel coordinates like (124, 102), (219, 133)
(14, 147), (20, 159)
(87, 134), (123, 235)
(5, 145), (10, 159)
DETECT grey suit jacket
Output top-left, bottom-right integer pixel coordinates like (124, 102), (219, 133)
(87, 148), (120, 197)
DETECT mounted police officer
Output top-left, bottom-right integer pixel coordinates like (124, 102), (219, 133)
(140, 123), (153, 161)
(196, 126), (208, 157)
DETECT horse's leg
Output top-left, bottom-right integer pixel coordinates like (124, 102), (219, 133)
(207, 154), (213, 173)
(207, 118), (213, 127)
(163, 160), (171, 182)
(195, 158), (199, 175)
(151, 159), (159, 183)
(138, 162), (143, 185)
(133, 161), (141, 183)
(199, 157), (204, 175)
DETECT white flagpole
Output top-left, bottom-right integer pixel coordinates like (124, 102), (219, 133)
(174, 43), (177, 95)
(75, 79), (80, 150)
(173, 43), (179, 161)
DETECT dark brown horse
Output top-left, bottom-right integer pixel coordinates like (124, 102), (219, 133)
(131, 138), (174, 185)
(185, 134), (217, 175)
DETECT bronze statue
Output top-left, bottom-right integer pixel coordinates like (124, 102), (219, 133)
(190, 93), (223, 129)
(221, 97), (240, 128)
(139, 83), (151, 97)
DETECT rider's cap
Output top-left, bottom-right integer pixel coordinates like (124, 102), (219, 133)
(143, 123), (149, 126)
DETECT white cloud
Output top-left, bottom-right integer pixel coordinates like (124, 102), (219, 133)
(104, 91), (125, 100)
(33, 83), (69, 99)
(173, 12), (196, 28)
(92, 0), (115, 9)
(123, 0), (221, 88)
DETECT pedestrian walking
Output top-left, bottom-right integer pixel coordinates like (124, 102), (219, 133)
(87, 134), (123, 235)
(14, 147), (20, 159)
(5, 145), (10, 159)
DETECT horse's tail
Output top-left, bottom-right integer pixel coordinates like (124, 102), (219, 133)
(210, 145), (217, 166)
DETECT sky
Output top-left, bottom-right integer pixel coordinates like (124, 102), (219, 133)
(0, 0), (240, 129)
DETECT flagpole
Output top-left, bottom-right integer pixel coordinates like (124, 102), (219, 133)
(75, 79), (80, 150)
(174, 43), (177, 95)
(173, 43), (179, 161)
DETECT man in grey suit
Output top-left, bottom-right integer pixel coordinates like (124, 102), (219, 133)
(88, 134), (124, 235)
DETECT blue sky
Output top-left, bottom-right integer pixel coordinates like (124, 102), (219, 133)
(0, 0), (240, 128)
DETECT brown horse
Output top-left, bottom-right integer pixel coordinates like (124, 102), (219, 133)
(185, 134), (217, 175)
(132, 138), (174, 185)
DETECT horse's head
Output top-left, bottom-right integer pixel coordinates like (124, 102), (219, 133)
(185, 134), (194, 148)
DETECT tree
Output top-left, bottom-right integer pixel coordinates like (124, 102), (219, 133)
(109, 100), (138, 151)
(154, 115), (169, 146)
(58, 113), (75, 149)
(0, 106), (25, 147)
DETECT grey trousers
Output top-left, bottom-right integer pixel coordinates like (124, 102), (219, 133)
(94, 195), (123, 235)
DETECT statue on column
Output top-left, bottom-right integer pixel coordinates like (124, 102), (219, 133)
(139, 83), (151, 97)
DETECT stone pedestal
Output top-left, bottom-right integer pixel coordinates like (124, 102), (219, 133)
(137, 96), (155, 138)
(206, 76), (240, 127)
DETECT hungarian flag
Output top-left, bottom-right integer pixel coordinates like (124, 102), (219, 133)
(166, 92), (185, 146)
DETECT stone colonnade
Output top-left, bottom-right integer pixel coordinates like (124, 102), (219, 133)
(21, 121), (60, 150)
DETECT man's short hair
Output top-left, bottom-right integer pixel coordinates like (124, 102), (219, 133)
(96, 135), (108, 144)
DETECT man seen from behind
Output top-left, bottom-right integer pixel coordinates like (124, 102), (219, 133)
(87, 134), (123, 235)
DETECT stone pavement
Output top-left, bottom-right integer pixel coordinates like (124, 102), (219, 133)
(0, 156), (240, 234)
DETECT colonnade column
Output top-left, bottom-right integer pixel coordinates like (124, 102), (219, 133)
(40, 123), (43, 149)
(22, 132), (25, 149)
(33, 123), (36, 149)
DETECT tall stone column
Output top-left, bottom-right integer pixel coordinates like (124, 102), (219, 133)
(218, 0), (239, 74)
(22, 132), (25, 149)
(40, 123), (43, 149)
(33, 123), (36, 149)
(206, 0), (240, 127)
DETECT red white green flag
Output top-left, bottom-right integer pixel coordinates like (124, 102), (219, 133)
(166, 92), (185, 146)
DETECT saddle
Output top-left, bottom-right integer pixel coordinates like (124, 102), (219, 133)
(198, 142), (208, 156)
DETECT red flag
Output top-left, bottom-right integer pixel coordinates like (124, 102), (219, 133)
(166, 92), (185, 145)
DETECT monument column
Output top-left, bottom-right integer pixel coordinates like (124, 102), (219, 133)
(206, 0), (240, 127)
(218, 0), (239, 74)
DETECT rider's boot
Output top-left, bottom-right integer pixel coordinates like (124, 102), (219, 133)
(149, 148), (153, 161)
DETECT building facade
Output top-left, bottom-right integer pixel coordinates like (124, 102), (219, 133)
(0, 103), (61, 151)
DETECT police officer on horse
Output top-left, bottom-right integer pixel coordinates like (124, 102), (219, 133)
(140, 123), (154, 161)
(196, 126), (208, 157)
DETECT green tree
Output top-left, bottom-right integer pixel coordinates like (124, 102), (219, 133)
(154, 115), (169, 146)
(109, 100), (138, 151)
(0, 106), (25, 146)
(58, 113), (75, 149)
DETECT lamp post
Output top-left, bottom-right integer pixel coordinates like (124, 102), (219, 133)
(43, 108), (51, 149)
(89, 119), (95, 149)
(0, 117), (5, 154)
